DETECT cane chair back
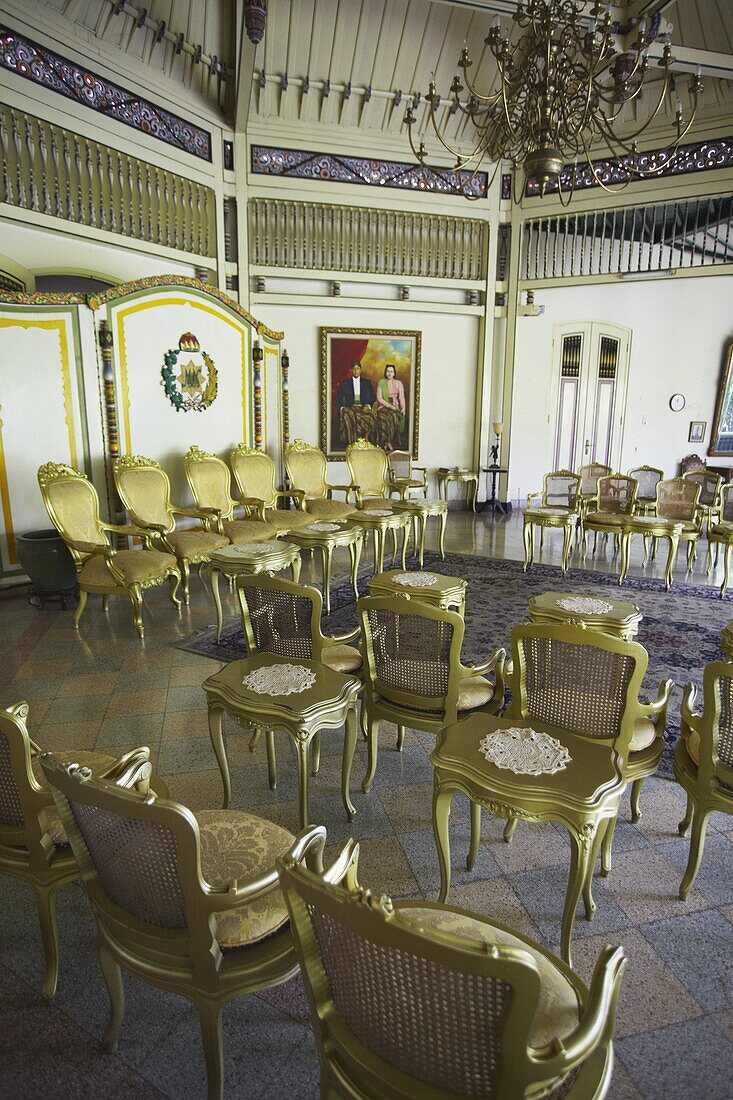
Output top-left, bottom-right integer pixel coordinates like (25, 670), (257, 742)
(628, 465), (663, 504)
(38, 462), (106, 564)
(239, 574), (322, 661)
(595, 475), (638, 515)
(284, 440), (329, 500)
(231, 445), (278, 509)
(579, 463), (611, 497)
(388, 451), (427, 496)
(683, 469), (723, 507)
(0, 702), (56, 851)
(278, 845), (627, 1100)
(689, 662), (733, 791)
(114, 455), (175, 533)
(346, 439), (390, 501)
(184, 445), (237, 519)
(508, 622), (648, 760)
(721, 484), (733, 523)
(656, 478), (702, 524)
(532, 470), (580, 511)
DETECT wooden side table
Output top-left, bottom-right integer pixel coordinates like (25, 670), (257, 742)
(279, 521), (363, 613)
(436, 468), (479, 512)
(528, 592), (642, 641)
(390, 498), (448, 567)
(209, 541), (301, 643)
(368, 569), (467, 616)
(202, 653), (361, 828)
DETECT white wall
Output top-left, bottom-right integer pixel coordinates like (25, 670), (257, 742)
(254, 303), (481, 492)
(510, 274), (733, 501)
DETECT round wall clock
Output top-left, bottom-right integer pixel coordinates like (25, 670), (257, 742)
(669, 393), (686, 412)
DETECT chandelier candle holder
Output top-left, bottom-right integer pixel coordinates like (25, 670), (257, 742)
(404, 0), (702, 201)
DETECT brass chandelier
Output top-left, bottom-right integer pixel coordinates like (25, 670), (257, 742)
(404, 0), (703, 201)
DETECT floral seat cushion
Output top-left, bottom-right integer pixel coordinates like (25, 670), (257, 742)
(223, 518), (277, 543)
(305, 499), (355, 519)
(167, 529), (229, 558)
(322, 644), (363, 674)
(79, 549), (178, 588)
(457, 675), (495, 711)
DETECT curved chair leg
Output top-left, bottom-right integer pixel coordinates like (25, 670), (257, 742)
(342, 707), (357, 822)
(362, 718), (380, 793)
(539, 527), (544, 551)
(722, 544), (733, 599)
(180, 560), (191, 605)
(433, 785), (454, 903)
(503, 816), (519, 843)
(73, 588), (88, 630)
(99, 943), (125, 1052)
(168, 571), (182, 608)
(467, 802), (481, 871)
(197, 998), (225, 1100)
(678, 794), (694, 837)
(33, 883), (61, 1001)
(128, 584), (144, 639)
(208, 704), (231, 809)
(629, 777), (644, 823)
(248, 727), (262, 752)
(311, 730), (321, 776)
(600, 815), (616, 877)
(561, 826), (595, 965)
(686, 540), (695, 572)
(679, 803), (712, 901)
(266, 728), (277, 788)
(396, 725), (405, 752)
(438, 508), (447, 560)
(582, 823), (607, 921)
(522, 522), (533, 572)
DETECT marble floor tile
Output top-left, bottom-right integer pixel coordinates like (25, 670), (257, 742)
(37, 718), (103, 751)
(655, 832), (733, 906)
(400, 824), (502, 897)
(639, 908), (733, 1013)
(55, 671), (119, 698)
(105, 688), (169, 717)
(95, 713), (164, 749)
(507, 864), (633, 950)
(616, 1016), (733, 1100)
(606, 847), (709, 924)
(42, 693), (110, 724)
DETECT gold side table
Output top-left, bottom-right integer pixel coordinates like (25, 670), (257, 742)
(618, 516), (682, 589)
(523, 508), (578, 573)
(368, 568), (467, 616)
(437, 467), (479, 512)
(280, 521), (364, 613)
(202, 653), (361, 828)
(209, 541), (301, 643)
(528, 591), (642, 641)
(349, 509), (411, 573)
(390, 498), (448, 567)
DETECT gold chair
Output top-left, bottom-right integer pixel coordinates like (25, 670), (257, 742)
(387, 449), (428, 500)
(654, 477), (703, 570)
(230, 443), (313, 533)
(0, 701), (155, 1000)
(432, 621), (648, 963)
(582, 474), (638, 558)
(278, 835), (627, 1100)
(577, 462), (612, 526)
(358, 594), (505, 794)
(184, 444), (278, 542)
(113, 453), (229, 604)
(523, 469), (581, 573)
(284, 439), (357, 520)
(707, 484), (733, 597)
(41, 754), (333, 1100)
(683, 468), (724, 531)
(345, 438), (394, 510)
(38, 462), (181, 639)
(628, 465), (664, 515)
(675, 661), (733, 900)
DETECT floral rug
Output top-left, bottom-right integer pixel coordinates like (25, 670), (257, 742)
(175, 552), (732, 778)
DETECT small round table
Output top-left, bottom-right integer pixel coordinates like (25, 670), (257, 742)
(523, 508), (578, 574)
(437, 468), (479, 512)
(368, 568), (467, 616)
(528, 591), (642, 640)
(209, 541), (301, 643)
(279, 520), (364, 613)
(480, 466), (509, 515)
(390, 498), (448, 567)
(202, 653), (361, 828)
(618, 516), (682, 589)
(349, 509), (411, 573)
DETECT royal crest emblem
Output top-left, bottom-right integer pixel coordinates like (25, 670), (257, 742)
(161, 332), (218, 412)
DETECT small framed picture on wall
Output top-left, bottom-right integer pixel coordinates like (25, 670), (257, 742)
(688, 421), (707, 443)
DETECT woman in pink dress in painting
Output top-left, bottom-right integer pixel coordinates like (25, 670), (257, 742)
(375, 364), (407, 451)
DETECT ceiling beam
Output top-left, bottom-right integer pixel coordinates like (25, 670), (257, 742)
(624, 0), (677, 21)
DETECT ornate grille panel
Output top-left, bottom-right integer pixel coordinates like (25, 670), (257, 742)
(560, 334), (582, 377)
(0, 106), (216, 258)
(248, 199), (487, 280)
(523, 195), (733, 280)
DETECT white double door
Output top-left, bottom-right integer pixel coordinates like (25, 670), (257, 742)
(550, 322), (631, 472)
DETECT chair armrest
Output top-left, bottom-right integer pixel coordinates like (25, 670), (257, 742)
(526, 491), (542, 506)
(638, 679), (675, 734)
(325, 627), (361, 647)
(238, 497), (268, 522)
(170, 505), (214, 522)
(67, 538), (116, 557)
(349, 484), (364, 507)
(103, 522), (157, 539)
(680, 682), (703, 733)
(413, 466), (427, 473)
(462, 648), (505, 678)
(274, 488), (307, 511)
(326, 483), (360, 505)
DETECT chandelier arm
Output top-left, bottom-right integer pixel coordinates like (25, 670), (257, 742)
(425, 106), (488, 167)
(581, 149), (633, 195)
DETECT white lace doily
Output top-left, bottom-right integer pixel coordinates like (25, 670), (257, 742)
(364, 509), (393, 517)
(231, 541), (284, 554)
(556, 596), (614, 616)
(479, 727), (572, 776)
(392, 571), (439, 587)
(242, 663), (316, 695)
(305, 522), (341, 532)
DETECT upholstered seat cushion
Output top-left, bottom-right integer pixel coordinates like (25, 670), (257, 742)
(223, 518), (277, 543)
(674, 521), (700, 536)
(360, 498), (393, 511)
(264, 511), (314, 532)
(585, 512), (626, 526)
(322, 644), (363, 674)
(457, 675), (495, 711)
(395, 906), (580, 1046)
(79, 548), (177, 588)
(710, 522), (733, 539)
(629, 715), (657, 753)
(524, 508), (575, 520)
(32, 750), (118, 845)
(167, 529), (229, 558)
(195, 810), (295, 947)
(306, 499), (356, 519)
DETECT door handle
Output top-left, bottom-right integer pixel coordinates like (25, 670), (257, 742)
(584, 439), (590, 455)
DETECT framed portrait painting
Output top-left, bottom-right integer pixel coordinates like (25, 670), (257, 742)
(320, 328), (421, 459)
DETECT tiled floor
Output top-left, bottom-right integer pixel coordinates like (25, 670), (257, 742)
(1, 510), (732, 1098)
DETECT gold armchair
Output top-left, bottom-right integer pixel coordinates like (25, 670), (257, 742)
(41, 754), (336, 1100)
(388, 449), (428, 500)
(582, 474), (638, 557)
(345, 438), (393, 510)
(655, 477), (703, 570)
(113, 454), (229, 604)
(707, 484), (733, 597)
(628, 465), (664, 515)
(284, 439), (357, 519)
(523, 470), (581, 573)
(230, 444), (312, 532)
(577, 462), (612, 524)
(183, 444), (276, 542)
(675, 660), (733, 900)
(278, 836), (627, 1100)
(683, 468), (724, 530)
(38, 462), (181, 639)
(0, 701), (158, 999)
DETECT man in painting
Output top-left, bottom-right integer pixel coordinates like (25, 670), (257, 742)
(337, 360), (377, 446)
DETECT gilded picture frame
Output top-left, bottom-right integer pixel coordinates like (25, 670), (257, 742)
(709, 342), (733, 456)
(320, 327), (421, 460)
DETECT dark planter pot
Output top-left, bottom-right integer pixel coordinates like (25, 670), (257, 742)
(16, 529), (78, 609)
